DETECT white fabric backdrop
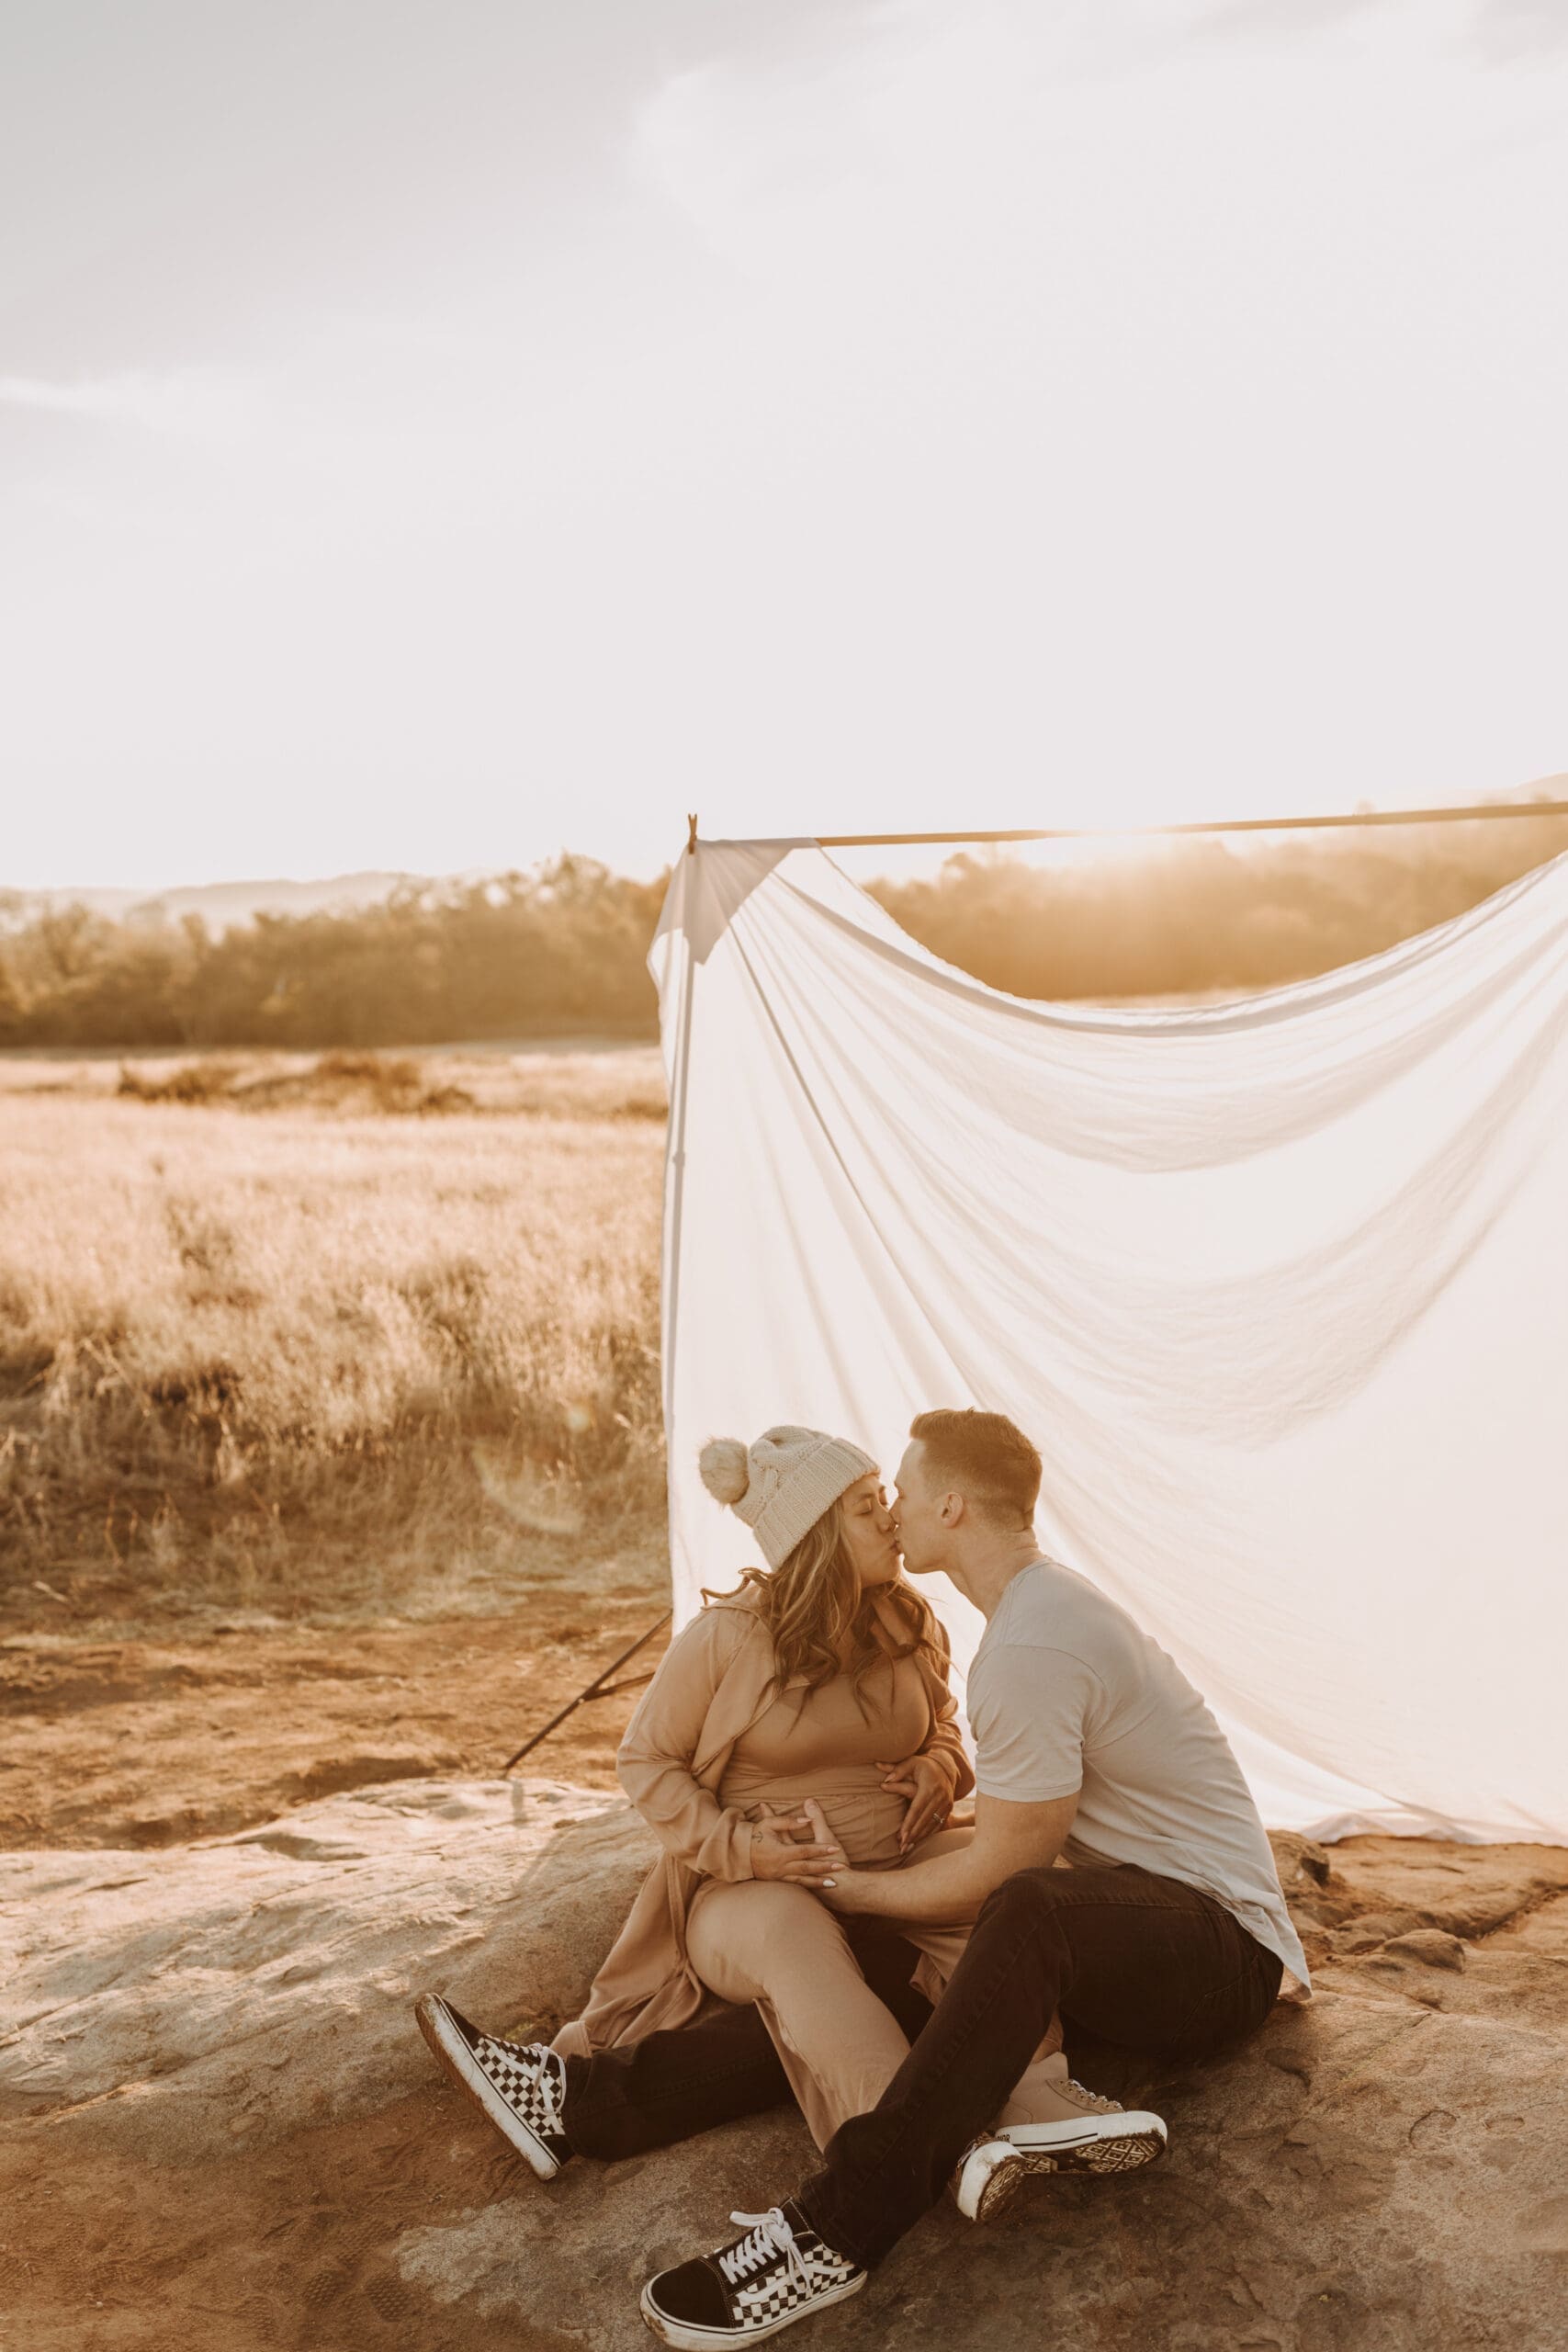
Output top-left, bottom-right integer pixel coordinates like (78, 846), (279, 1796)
(648, 839), (1568, 1842)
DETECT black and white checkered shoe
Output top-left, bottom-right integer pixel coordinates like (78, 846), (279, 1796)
(414, 1993), (572, 2179)
(640, 2201), (865, 2346)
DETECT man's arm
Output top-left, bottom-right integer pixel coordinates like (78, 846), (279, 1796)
(805, 1788), (1079, 1926)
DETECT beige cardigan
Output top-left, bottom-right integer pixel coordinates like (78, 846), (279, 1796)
(554, 1590), (975, 2056)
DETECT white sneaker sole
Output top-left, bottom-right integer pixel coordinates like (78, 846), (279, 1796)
(999, 2111), (1168, 2158)
(414, 1994), (562, 2180)
(973, 2124), (1167, 2222)
(638, 2271), (866, 2347)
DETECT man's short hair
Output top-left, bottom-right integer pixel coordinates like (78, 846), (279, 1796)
(908, 1408), (1042, 1526)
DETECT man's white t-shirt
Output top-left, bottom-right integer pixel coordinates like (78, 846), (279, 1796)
(965, 1558), (1309, 1988)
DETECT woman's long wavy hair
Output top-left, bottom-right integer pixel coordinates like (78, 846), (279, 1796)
(704, 1497), (947, 1700)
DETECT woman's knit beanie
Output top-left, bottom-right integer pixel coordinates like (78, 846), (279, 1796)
(697, 1424), (877, 1570)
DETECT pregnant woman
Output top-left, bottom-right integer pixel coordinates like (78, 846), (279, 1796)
(588, 1423), (980, 2148)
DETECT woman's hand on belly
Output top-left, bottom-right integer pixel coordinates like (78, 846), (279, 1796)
(877, 1752), (955, 1852)
(745, 1800), (846, 1885)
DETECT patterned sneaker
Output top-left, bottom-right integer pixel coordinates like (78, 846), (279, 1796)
(640, 2201), (865, 2346)
(953, 2063), (1168, 2222)
(414, 1993), (572, 2179)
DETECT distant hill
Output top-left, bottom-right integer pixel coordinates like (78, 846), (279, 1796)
(0, 871), (429, 935)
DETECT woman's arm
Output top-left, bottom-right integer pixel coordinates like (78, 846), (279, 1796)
(917, 1629), (977, 1804)
(876, 1619), (978, 1849)
(616, 1612), (758, 1879)
(616, 1612), (839, 1884)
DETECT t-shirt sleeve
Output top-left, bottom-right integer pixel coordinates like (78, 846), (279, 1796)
(968, 1643), (1100, 1803)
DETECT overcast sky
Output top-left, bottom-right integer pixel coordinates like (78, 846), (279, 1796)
(3, 0), (1566, 890)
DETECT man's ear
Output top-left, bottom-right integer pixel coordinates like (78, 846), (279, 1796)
(939, 1489), (964, 1527)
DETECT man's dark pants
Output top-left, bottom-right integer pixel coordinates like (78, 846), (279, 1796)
(558, 1867), (1280, 2236)
(797, 1862), (1284, 2270)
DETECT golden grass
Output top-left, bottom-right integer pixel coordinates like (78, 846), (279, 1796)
(0, 1051), (669, 1624)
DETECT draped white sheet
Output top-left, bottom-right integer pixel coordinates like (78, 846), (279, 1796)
(649, 840), (1568, 1842)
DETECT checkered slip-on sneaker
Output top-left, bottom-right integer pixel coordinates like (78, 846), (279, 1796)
(640, 2201), (865, 2347)
(414, 1993), (572, 2180)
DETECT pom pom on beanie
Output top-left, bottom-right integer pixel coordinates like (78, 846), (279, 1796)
(699, 1437), (751, 1508)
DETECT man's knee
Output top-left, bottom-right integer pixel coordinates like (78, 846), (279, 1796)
(976, 1865), (1063, 1933)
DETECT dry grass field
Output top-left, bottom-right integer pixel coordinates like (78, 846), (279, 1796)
(0, 1046), (670, 1634)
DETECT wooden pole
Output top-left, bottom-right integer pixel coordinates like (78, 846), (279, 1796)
(814, 799), (1568, 851)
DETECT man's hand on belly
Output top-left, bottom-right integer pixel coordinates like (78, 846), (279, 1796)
(802, 1791), (1079, 1923)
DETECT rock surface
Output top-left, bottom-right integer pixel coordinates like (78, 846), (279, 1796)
(4, 1782), (1567, 2351)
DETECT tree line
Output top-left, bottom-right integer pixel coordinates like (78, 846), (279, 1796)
(0, 858), (667, 1048)
(3, 814), (1565, 1049)
(871, 809), (1568, 1003)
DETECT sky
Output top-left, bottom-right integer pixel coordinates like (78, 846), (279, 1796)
(3, 0), (1566, 892)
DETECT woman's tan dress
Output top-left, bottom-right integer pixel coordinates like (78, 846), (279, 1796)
(683, 1651), (980, 2146)
(552, 1592), (972, 2072)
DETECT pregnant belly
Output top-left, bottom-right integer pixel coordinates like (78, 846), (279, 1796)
(724, 1780), (910, 1870)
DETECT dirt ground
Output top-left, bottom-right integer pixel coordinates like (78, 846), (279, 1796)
(0, 1582), (671, 1852)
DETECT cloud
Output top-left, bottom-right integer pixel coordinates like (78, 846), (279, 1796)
(0, 368), (265, 443)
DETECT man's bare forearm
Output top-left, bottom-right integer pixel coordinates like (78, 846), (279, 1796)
(829, 1836), (1061, 1926)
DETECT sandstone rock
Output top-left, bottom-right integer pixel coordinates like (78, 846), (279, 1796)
(4, 1779), (650, 2151)
(1380, 1928), (1467, 1971)
(4, 1790), (1567, 2352)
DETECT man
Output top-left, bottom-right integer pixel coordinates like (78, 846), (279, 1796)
(638, 1408), (1307, 2347)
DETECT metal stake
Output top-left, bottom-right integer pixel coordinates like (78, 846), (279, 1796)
(502, 1611), (673, 1776)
